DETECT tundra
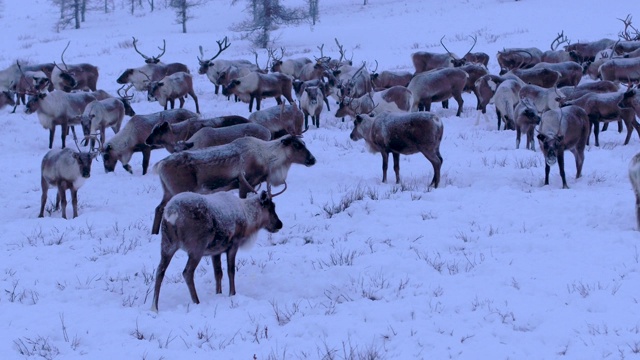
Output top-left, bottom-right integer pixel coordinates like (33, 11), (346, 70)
(407, 67), (468, 116)
(151, 190), (282, 311)
(537, 106), (590, 189)
(101, 109), (197, 175)
(350, 112), (443, 187)
(146, 72), (200, 114)
(151, 135), (317, 234)
(38, 146), (98, 219)
(145, 115), (251, 152)
(173, 123), (272, 152)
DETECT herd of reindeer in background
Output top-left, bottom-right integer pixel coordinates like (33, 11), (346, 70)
(2, 15), (640, 310)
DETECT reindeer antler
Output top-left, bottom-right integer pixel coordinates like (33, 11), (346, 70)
(60, 41), (71, 70)
(198, 36), (231, 63)
(267, 181), (287, 198)
(117, 84), (134, 100)
(132, 37), (166, 64)
(335, 38), (348, 62)
(618, 14), (640, 41)
(439, 36), (454, 57)
(550, 31), (569, 51)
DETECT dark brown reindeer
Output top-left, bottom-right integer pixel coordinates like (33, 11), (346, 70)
(151, 189), (283, 312)
(151, 135), (316, 234)
(101, 108), (197, 175)
(350, 112), (444, 188)
(144, 115), (251, 152)
(117, 37), (190, 92)
(39, 142), (99, 219)
(537, 106), (590, 189)
(560, 87), (640, 146)
(50, 42), (99, 92)
(407, 67), (468, 116)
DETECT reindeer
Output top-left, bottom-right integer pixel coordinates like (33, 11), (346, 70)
(614, 41), (640, 55)
(334, 86), (412, 119)
(172, 124), (272, 152)
(531, 61), (583, 87)
(151, 135), (317, 234)
(598, 57), (640, 83)
(619, 84), (640, 118)
(25, 90), (97, 149)
(514, 98), (541, 150)
(334, 62), (373, 100)
(541, 31), (572, 63)
(504, 67), (561, 88)
(458, 64), (489, 109)
(442, 35), (485, 67)
(151, 190), (283, 311)
(537, 106), (590, 189)
(12, 61), (50, 111)
(628, 152), (640, 230)
(101, 109), (197, 175)
(493, 78), (524, 130)
(407, 67), (468, 116)
(38, 143), (99, 219)
(560, 88), (640, 146)
(0, 90), (15, 110)
(50, 42), (99, 92)
(496, 47), (544, 74)
(292, 78), (334, 112)
(518, 84), (560, 114)
(565, 38), (616, 63)
(370, 70), (412, 90)
(76, 97), (126, 151)
(146, 72), (200, 114)
(144, 115), (251, 153)
(197, 37), (256, 94)
(248, 104), (304, 138)
(350, 111), (443, 187)
(269, 47), (312, 79)
(299, 85), (324, 129)
(473, 74), (506, 120)
(117, 37), (190, 92)
(222, 71), (294, 112)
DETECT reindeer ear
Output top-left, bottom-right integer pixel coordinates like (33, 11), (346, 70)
(537, 134), (545, 141)
(159, 121), (170, 130)
(260, 190), (269, 204)
(90, 151), (99, 160)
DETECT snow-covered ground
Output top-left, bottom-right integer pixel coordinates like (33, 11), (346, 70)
(0, 0), (639, 359)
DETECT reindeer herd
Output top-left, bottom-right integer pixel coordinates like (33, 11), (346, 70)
(3, 18), (640, 309)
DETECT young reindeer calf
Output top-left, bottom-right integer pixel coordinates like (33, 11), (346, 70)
(39, 145), (98, 219)
(350, 112), (443, 188)
(151, 190), (283, 312)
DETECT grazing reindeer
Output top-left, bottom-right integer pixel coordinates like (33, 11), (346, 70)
(493, 78), (524, 130)
(39, 143), (98, 219)
(50, 42), (99, 92)
(628, 152), (640, 230)
(25, 90), (97, 149)
(151, 190), (283, 311)
(350, 112), (444, 187)
(102, 109), (197, 175)
(151, 135), (316, 234)
(514, 98), (541, 150)
(537, 106), (589, 189)
(407, 67), (468, 116)
(77, 97), (125, 151)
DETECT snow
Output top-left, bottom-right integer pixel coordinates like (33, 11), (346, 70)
(1, 0), (639, 359)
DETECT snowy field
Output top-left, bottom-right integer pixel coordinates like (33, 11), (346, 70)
(0, 0), (639, 359)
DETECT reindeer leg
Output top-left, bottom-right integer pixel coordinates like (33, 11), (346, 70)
(454, 94), (464, 117)
(210, 254), (223, 294)
(590, 117), (600, 147)
(558, 150), (568, 189)
(381, 151), (389, 183)
(151, 243), (178, 312)
(178, 97), (185, 109)
(543, 163), (551, 186)
(152, 197), (170, 235)
(423, 150), (443, 189)
(38, 177), (48, 218)
(618, 120), (623, 133)
(59, 188), (68, 219)
(183, 254), (203, 304)
(141, 147), (152, 175)
(226, 246), (239, 296)
(442, 99), (449, 109)
(70, 188), (78, 218)
(49, 127), (55, 149)
(392, 152), (401, 184)
(324, 97), (331, 111)
(190, 91), (200, 114)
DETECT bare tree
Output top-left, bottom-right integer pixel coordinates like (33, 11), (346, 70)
(170, 0), (207, 33)
(51, 0), (86, 29)
(231, 0), (307, 48)
(307, 0), (319, 25)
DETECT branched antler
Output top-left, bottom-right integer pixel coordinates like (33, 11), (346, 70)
(618, 14), (640, 41)
(550, 31), (570, 51)
(198, 36), (231, 63)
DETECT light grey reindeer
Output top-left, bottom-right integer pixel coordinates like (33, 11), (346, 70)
(39, 140), (99, 219)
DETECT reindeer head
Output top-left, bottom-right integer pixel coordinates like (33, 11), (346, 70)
(537, 133), (564, 166)
(24, 93), (47, 114)
(197, 36), (231, 74)
(257, 190), (283, 233)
